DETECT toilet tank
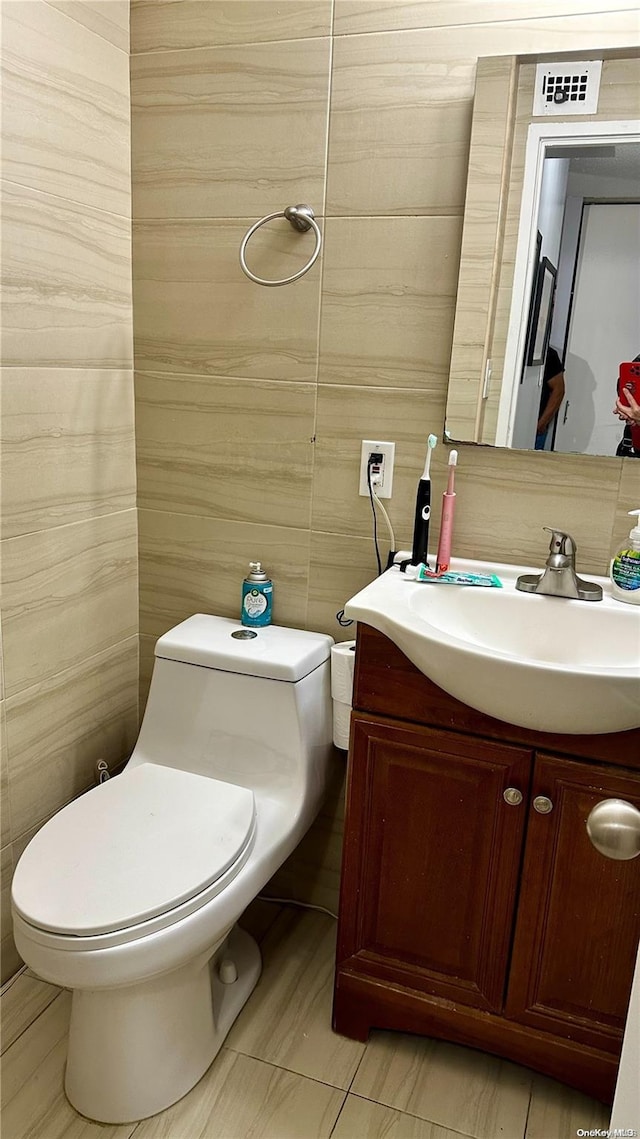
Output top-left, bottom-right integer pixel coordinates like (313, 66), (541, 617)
(128, 616), (334, 804)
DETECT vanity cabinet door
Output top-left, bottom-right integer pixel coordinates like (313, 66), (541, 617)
(505, 753), (640, 1053)
(337, 715), (531, 1013)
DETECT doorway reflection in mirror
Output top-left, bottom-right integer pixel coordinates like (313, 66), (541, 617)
(511, 145), (640, 455)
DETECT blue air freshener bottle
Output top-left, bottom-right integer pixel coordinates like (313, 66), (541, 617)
(241, 562), (273, 627)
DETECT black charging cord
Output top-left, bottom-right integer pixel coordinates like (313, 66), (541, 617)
(367, 457), (383, 576)
(335, 456), (401, 628)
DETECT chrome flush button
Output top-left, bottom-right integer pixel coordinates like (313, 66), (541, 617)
(231, 629), (258, 640)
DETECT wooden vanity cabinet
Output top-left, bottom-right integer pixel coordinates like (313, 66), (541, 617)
(505, 752), (640, 1052)
(333, 625), (640, 1103)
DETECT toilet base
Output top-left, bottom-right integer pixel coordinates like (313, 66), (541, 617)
(64, 925), (261, 1124)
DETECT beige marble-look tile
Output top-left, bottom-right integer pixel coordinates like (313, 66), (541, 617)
(138, 632), (155, 720)
(2, 182), (132, 370)
(0, 992), (137, 1138)
(131, 0), (332, 52)
(5, 637), (139, 840)
(1, 971), (61, 1055)
(525, 1073), (610, 1138)
(311, 384), (448, 545)
(352, 1031), (531, 1139)
(1, 369), (136, 539)
(133, 218), (321, 381)
(611, 459), (640, 560)
(451, 444), (623, 574)
(131, 36), (330, 219)
(3, 1), (129, 215)
(333, 1095), (477, 1139)
(11, 823), (43, 869)
(306, 531), (384, 639)
(327, 33), (475, 216)
(2, 510), (138, 697)
(138, 508), (310, 638)
(445, 54), (517, 444)
(1, 844), (22, 985)
(135, 371), (315, 528)
(2, 0), (129, 214)
(1, 702), (9, 849)
(134, 1048), (344, 1139)
(45, 0), (129, 51)
(333, 0), (640, 35)
(226, 909), (365, 1088)
(265, 754), (346, 916)
(319, 217), (462, 389)
(327, 16), (640, 217)
(1, 991), (67, 1114)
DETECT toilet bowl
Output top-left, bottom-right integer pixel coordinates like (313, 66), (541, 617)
(11, 615), (334, 1123)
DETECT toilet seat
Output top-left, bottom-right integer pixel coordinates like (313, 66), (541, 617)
(12, 764), (256, 944)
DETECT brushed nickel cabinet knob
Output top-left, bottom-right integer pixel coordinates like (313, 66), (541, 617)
(503, 787), (523, 806)
(533, 795), (553, 814)
(586, 799), (640, 861)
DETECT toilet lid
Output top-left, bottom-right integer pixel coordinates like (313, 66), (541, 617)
(12, 764), (256, 937)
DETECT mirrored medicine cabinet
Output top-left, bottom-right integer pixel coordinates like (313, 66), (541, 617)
(445, 50), (640, 459)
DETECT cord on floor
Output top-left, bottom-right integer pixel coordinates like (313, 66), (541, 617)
(257, 894), (338, 921)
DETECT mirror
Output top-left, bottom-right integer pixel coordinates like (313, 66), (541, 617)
(445, 52), (640, 457)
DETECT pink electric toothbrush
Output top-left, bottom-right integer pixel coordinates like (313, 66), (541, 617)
(436, 449), (457, 573)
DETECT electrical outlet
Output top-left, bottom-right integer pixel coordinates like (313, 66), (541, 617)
(359, 440), (395, 499)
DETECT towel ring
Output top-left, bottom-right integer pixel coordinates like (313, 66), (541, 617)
(239, 204), (322, 287)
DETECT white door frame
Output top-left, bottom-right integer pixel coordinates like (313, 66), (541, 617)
(495, 119), (640, 448)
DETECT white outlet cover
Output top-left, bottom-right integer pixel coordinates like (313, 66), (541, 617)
(359, 440), (395, 499)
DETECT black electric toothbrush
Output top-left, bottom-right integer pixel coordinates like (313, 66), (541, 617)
(409, 434), (437, 567)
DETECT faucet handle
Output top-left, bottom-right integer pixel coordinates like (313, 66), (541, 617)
(543, 527), (576, 558)
(516, 526), (602, 600)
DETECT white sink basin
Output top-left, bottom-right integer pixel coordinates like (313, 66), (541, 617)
(344, 558), (640, 735)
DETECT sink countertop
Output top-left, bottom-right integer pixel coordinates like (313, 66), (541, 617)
(344, 557), (640, 736)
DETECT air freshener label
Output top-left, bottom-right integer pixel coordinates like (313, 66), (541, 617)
(243, 588), (268, 616)
(241, 580), (273, 627)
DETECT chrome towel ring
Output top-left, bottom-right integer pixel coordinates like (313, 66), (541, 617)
(239, 204), (322, 287)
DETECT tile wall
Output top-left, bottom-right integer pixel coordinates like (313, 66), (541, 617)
(0, 0), (137, 981)
(131, 0), (640, 913)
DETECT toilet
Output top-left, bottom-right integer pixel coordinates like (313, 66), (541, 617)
(11, 614), (335, 1124)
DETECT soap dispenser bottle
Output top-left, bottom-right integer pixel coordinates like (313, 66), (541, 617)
(241, 561), (273, 627)
(610, 510), (640, 605)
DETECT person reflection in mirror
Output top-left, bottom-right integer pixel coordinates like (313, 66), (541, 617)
(535, 346), (565, 450)
(615, 356), (640, 457)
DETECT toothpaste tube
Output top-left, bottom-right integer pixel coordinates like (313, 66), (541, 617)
(415, 565), (502, 587)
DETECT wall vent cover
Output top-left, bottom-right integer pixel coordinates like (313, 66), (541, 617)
(533, 60), (602, 116)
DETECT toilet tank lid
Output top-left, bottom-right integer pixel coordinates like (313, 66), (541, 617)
(155, 615), (334, 681)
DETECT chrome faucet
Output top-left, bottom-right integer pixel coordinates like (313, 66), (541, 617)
(516, 527), (603, 601)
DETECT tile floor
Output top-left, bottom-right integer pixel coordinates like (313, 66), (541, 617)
(0, 901), (612, 1139)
